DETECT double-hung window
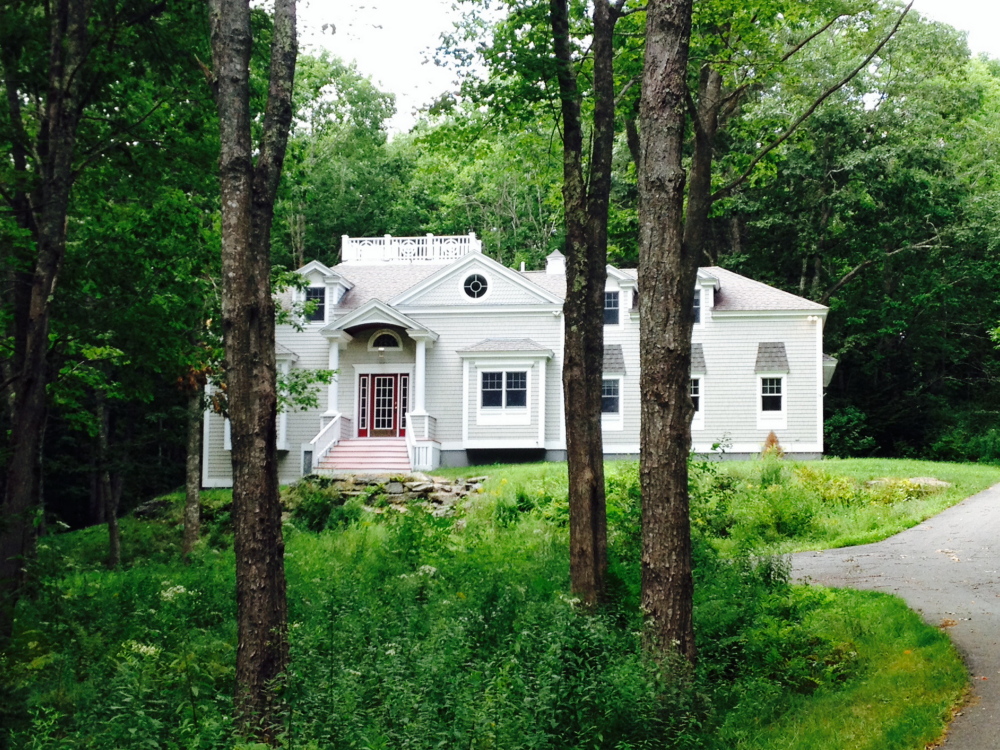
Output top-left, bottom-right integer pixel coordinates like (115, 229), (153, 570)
(482, 371), (527, 409)
(690, 377), (704, 430)
(604, 291), (620, 325)
(601, 379), (620, 415)
(693, 289), (701, 325)
(305, 287), (326, 322)
(761, 377), (782, 412)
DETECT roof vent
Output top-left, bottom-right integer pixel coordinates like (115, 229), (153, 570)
(546, 250), (566, 275)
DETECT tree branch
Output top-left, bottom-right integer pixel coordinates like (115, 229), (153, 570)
(712, 2), (913, 202)
(819, 237), (936, 305)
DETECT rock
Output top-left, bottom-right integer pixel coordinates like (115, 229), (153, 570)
(908, 477), (952, 488)
(133, 499), (172, 519)
(386, 481), (405, 494)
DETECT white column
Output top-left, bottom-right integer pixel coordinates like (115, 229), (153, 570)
(414, 338), (427, 414)
(326, 340), (339, 416)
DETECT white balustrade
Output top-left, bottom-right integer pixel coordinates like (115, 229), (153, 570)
(341, 233), (482, 264)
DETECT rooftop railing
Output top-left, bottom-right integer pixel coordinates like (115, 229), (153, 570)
(341, 233), (482, 264)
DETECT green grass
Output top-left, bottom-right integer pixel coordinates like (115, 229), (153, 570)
(717, 590), (966, 750)
(703, 458), (1000, 553)
(4, 457), (982, 749)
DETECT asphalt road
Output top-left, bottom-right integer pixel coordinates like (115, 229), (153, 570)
(791, 483), (1000, 749)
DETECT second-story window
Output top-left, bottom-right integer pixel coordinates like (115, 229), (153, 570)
(693, 289), (701, 324)
(604, 291), (620, 325)
(305, 287), (325, 322)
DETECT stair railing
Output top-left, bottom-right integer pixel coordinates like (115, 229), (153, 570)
(309, 414), (352, 470)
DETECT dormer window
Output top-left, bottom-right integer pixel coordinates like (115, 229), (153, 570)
(305, 287), (325, 322)
(693, 289), (701, 324)
(604, 291), (620, 325)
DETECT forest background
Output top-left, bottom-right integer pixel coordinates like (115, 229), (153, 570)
(3, 0), (1000, 532)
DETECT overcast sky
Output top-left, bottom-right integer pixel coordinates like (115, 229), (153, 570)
(297, 0), (1000, 132)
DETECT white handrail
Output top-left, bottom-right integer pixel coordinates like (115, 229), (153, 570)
(341, 233), (482, 264)
(310, 414), (350, 469)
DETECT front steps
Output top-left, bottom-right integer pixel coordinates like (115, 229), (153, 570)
(316, 437), (412, 473)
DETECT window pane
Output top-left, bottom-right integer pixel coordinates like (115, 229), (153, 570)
(373, 333), (399, 348)
(305, 287), (325, 321)
(482, 372), (503, 407)
(602, 379), (620, 414)
(761, 378), (782, 411)
(604, 291), (620, 325)
(506, 371), (527, 407)
(689, 378), (700, 412)
(693, 291), (701, 324)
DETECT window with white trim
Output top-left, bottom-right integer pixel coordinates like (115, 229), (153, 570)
(761, 377), (782, 412)
(690, 377), (704, 430)
(756, 375), (787, 429)
(601, 379), (620, 414)
(305, 287), (325, 322)
(600, 376), (624, 430)
(693, 289), (701, 325)
(482, 370), (527, 409)
(604, 291), (620, 325)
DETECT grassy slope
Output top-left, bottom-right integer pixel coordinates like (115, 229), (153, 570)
(8, 458), (983, 749)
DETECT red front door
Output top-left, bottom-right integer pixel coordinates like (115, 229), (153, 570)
(357, 374), (408, 437)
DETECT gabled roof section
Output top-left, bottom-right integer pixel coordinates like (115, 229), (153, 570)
(390, 252), (563, 307)
(333, 263), (448, 309)
(707, 267), (826, 312)
(607, 266), (637, 289)
(320, 299), (435, 339)
(275, 342), (299, 362)
(297, 260), (354, 291)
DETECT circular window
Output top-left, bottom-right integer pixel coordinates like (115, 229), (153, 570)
(464, 274), (488, 299)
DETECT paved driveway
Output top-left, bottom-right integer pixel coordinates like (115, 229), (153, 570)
(791, 483), (1000, 749)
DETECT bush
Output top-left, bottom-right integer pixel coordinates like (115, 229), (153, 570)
(825, 407), (877, 457)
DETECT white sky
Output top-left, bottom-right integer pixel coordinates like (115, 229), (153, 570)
(297, 0), (1000, 133)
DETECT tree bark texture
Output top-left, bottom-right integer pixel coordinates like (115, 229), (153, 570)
(208, 0), (296, 740)
(0, 0), (92, 645)
(549, 0), (620, 607)
(637, 0), (697, 662)
(183, 387), (203, 557)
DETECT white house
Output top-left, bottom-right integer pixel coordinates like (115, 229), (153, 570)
(201, 234), (835, 486)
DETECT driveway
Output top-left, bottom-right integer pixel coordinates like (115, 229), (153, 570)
(791, 483), (1000, 749)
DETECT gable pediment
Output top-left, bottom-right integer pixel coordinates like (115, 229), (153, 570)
(320, 299), (437, 340)
(390, 253), (562, 308)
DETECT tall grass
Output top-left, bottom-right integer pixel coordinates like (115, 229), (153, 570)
(3, 457), (978, 748)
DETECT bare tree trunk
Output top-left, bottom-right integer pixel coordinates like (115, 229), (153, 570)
(637, 0), (697, 662)
(549, 0), (620, 607)
(208, 0), (296, 741)
(0, 0), (90, 645)
(183, 388), (203, 557)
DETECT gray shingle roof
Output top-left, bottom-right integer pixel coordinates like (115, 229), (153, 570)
(705, 267), (826, 311)
(691, 343), (705, 373)
(327, 258), (824, 314)
(333, 263), (450, 309)
(603, 344), (625, 373)
(458, 338), (549, 353)
(755, 342), (789, 373)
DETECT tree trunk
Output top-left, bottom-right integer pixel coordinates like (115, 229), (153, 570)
(208, 0), (296, 741)
(637, 0), (697, 662)
(549, 0), (620, 608)
(97, 396), (121, 569)
(0, 0), (91, 646)
(183, 387), (203, 558)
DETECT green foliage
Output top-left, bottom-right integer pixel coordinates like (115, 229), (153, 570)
(9, 460), (973, 749)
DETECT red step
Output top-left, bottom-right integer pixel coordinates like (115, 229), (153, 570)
(316, 438), (411, 472)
